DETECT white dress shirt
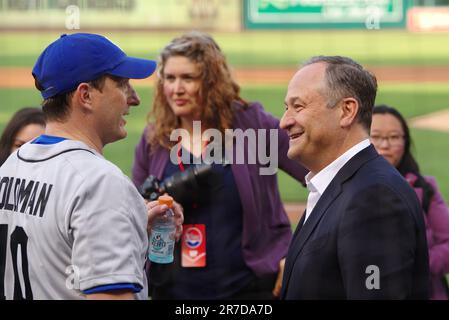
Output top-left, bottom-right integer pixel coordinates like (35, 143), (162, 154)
(304, 139), (371, 223)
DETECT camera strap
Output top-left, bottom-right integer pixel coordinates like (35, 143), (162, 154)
(177, 141), (209, 268)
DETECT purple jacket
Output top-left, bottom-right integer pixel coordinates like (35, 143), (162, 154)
(406, 173), (449, 300)
(132, 102), (308, 277)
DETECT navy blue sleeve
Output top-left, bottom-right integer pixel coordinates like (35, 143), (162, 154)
(83, 283), (142, 295)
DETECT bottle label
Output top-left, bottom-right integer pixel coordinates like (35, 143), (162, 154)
(149, 225), (175, 264)
(181, 224), (206, 268)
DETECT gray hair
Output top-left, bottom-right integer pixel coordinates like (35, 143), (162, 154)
(302, 55), (377, 131)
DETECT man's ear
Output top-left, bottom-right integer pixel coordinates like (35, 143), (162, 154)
(339, 97), (359, 128)
(74, 83), (94, 112)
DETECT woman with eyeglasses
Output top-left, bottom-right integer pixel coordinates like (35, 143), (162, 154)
(371, 104), (449, 300)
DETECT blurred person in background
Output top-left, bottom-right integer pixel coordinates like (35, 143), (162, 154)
(371, 104), (449, 300)
(0, 107), (45, 166)
(132, 31), (308, 300)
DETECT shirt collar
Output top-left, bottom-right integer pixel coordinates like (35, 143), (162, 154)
(305, 139), (371, 195)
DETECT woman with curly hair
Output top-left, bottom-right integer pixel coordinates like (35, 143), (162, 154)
(132, 31), (307, 299)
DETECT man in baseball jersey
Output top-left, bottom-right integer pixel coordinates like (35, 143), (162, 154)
(0, 33), (183, 300)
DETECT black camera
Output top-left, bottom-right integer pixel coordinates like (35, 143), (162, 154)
(139, 163), (214, 204)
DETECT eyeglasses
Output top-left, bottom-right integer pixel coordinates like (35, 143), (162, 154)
(370, 134), (404, 146)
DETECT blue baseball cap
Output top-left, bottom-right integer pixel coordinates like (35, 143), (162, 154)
(32, 33), (157, 99)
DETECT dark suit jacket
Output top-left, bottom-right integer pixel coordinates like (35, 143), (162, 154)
(281, 145), (429, 299)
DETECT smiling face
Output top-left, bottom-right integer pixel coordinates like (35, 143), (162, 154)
(162, 56), (202, 127)
(370, 113), (405, 168)
(280, 63), (343, 173)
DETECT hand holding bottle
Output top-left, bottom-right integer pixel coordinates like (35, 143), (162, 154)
(147, 195), (184, 264)
(146, 197), (184, 240)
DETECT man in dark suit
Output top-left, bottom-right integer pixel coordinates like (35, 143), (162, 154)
(279, 56), (429, 299)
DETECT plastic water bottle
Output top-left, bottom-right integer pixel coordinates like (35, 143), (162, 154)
(148, 195), (176, 264)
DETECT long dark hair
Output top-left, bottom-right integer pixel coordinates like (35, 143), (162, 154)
(373, 105), (434, 213)
(0, 107), (45, 166)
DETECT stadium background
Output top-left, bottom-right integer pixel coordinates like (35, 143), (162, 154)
(1, 0), (449, 227)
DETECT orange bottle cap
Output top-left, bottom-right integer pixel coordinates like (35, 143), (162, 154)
(158, 195), (174, 208)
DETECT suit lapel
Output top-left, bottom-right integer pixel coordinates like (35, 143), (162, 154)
(281, 145), (379, 298)
(281, 179), (343, 297)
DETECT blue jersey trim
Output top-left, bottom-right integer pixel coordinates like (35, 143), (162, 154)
(31, 134), (67, 145)
(83, 283), (142, 295)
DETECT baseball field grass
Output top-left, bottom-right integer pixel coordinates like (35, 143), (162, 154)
(2, 23), (449, 291)
(1, 30), (449, 202)
(3, 30), (449, 67)
(1, 82), (449, 202)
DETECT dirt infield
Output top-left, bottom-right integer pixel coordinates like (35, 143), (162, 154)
(284, 202), (306, 226)
(3, 65), (449, 88)
(410, 108), (449, 133)
(3, 65), (449, 133)
(1, 65), (447, 226)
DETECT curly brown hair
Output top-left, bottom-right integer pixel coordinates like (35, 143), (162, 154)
(149, 31), (247, 149)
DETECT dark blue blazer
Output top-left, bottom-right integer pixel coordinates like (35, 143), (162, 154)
(281, 145), (429, 299)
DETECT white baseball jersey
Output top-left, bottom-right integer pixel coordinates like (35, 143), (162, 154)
(0, 138), (148, 299)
